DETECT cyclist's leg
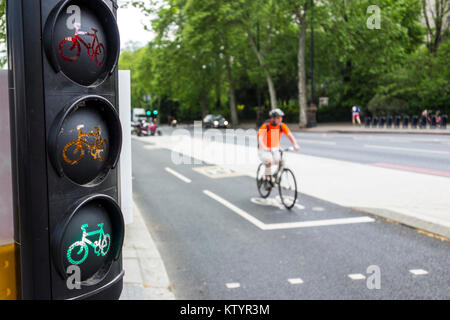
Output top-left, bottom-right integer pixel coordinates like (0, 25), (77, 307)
(272, 148), (281, 167)
(258, 149), (273, 179)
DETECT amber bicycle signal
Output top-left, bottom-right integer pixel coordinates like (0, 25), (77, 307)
(62, 125), (106, 165)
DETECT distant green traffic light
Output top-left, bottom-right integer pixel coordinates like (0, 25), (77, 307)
(153, 110), (158, 115)
(146, 109), (152, 116)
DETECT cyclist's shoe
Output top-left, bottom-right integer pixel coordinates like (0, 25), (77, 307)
(263, 178), (273, 191)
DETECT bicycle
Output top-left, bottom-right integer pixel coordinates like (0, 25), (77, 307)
(62, 125), (106, 165)
(67, 223), (111, 265)
(256, 147), (298, 210)
(58, 23), (105, 66)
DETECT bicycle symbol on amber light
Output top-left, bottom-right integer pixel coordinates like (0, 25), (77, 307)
(58, 23), (105, 66)
(62, 125), (106, 165)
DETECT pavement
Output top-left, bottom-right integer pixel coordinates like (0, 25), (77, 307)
(120, 202), (175, 300)
(234, 122), (450, 135)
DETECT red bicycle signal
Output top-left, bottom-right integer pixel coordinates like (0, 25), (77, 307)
(58, 24), (105, 66)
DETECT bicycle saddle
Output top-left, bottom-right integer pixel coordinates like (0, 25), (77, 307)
(91, 28), (98, 32)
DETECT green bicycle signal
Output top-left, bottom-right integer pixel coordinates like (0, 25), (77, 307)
(67, 223), (111, 265)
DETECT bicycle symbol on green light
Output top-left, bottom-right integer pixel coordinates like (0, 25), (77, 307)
(67, 223), (111, 265)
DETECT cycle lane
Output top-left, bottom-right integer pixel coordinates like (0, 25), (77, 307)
(132, 139), (450, 299)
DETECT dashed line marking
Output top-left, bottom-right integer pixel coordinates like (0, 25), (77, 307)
(288, 278), (304, 285)
(348, 274), (366, 280)
(165, 167), (192, 183)
(226, 283), (241, 289)
(312, 207), (325, 212)
(409, 269), (429, 275)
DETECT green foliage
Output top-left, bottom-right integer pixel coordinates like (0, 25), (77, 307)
(117, 0), (448, 123)
(377, 41), (450, 115)
(0, 0), (6, 67)
(367, 94), (410, 116)
(317, 102), (352, 123)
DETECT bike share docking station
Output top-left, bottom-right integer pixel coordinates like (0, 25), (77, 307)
(8, 0), (124, 299)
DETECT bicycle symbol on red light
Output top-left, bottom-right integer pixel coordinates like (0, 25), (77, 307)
(58, 23), (105, 66)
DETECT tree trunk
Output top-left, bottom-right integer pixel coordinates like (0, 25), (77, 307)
(246, 29), (278, 110)
(298, 20), (308, 128)
(226, 54), (239, 126)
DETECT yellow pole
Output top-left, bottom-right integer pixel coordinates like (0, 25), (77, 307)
(0, 244), (18, 300)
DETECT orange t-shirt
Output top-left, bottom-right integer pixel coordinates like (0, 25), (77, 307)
(257, 122), (291, 149)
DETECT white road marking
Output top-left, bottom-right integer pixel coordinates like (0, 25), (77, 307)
(297, 139), (337, 146)
(288, 278), (304, 285)
(312, 207), (325, 212)
(409, 269), (429, 275)
(193, 165), (245, 179)
(144, 145), (163, 150)
(165, 167), (192, 184)
(204, 190), (375, 231)
(226, 283), (241, 289)
(204, 190), (266, 229)
(348, 274), (366, 280)
(364, 144), (450, 156)
(251, 197), (306, 211)
(262, 217), (375, 231)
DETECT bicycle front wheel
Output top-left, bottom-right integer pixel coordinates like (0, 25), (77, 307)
(94, 43), (105, 66)
(100, 234), (111, 257)
(256, 163), (272, 198)
(278, 168), (298, 209)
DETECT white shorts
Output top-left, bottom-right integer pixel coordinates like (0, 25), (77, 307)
(258, 148), (281, 165)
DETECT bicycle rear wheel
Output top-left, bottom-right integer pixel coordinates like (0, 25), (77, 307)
(278, 168), (297, 209)
(256, 163), (272, 198)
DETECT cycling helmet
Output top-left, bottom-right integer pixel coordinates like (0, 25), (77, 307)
(269, 108), (285, 117)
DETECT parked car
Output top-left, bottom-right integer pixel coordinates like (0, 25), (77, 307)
(203, 114), (230, 129)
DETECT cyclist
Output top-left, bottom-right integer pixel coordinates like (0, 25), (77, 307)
(257, 109), (300, 182)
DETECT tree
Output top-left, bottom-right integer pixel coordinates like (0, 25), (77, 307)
(422, 0), (450, 53)
(0, 0), (6, 67)
(230, 0), (283, 110)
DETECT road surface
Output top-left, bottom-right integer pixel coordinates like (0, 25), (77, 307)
(131, 129), (450, 299)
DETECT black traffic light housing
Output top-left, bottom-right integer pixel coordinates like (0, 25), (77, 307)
(7, 0), (125, 299)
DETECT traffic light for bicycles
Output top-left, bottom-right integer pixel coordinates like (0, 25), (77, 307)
(7, 0), (124, 299)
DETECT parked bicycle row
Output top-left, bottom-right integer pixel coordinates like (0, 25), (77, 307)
(364, 114), (448, 129)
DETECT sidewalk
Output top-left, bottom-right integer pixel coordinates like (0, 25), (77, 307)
(120, 202), (175, 300)
(235, 122), (450, 135)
